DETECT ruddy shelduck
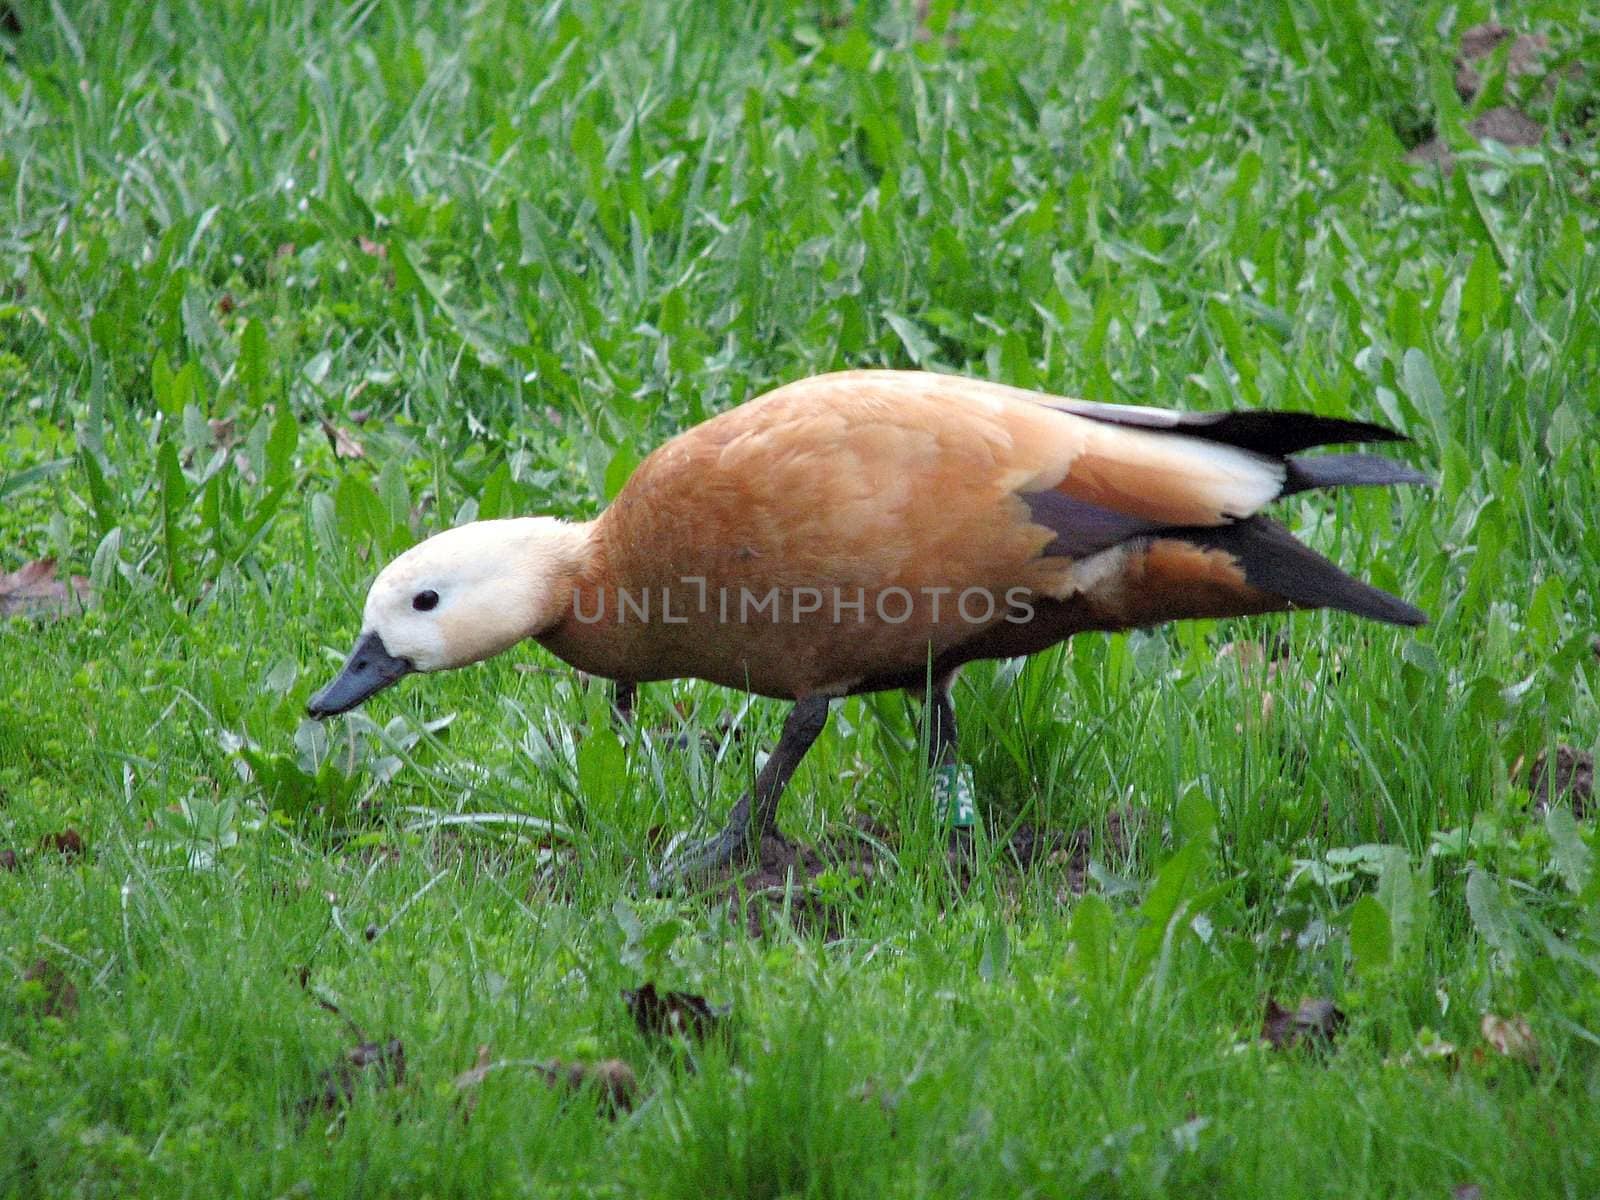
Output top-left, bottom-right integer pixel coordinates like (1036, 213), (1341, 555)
(308, 370), (1428, 879)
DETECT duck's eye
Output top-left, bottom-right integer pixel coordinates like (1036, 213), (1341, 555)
(412, 589), (439, 612)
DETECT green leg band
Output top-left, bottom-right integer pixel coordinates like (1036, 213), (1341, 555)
(934, 763), (977, 828)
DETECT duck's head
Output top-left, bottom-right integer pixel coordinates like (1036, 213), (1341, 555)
(306, 517), (590, 718)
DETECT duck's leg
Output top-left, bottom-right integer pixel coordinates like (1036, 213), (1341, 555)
(651, 696), (830, 888)
(612, 680), (636, 725)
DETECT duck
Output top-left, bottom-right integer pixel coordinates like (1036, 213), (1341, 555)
(307, 369), (1428, 881)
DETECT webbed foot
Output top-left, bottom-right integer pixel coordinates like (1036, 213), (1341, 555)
(649, 796), (757, 892)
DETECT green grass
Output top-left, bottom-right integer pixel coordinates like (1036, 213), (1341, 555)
(3, 0), (1600, 1194)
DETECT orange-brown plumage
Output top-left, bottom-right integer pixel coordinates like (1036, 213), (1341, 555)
(309, 369), (1428, 879)
(537, 370), (1409, 700)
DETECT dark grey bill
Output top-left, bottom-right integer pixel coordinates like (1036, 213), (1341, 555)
(306, 631), (414, 718)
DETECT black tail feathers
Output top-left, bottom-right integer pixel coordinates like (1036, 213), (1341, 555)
(1282, 452), (1433, 496)
(1178, 410), (1407, 456)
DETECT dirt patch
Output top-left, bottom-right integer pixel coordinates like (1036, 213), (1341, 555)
(1406, 21), (1584, 173)
(1526, 745), (1594, 818)
(1454, 23), (1552, 102)
(1468, 106), (1547, 146)
(1014, 805), (1139, 899)
(20, 958), (78, 1020)
(715, 830), (867, 939)
(1408, 106), (1547, 173)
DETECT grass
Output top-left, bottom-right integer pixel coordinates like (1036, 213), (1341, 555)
(2, 0), (1599, 1194)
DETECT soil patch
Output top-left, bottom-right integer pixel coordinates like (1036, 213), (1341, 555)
(1527, 745), (1594, 818)
(1406, 21), (1585, 173)
(700, 808), (1141, 936)
(1454, 23), (1552, 102)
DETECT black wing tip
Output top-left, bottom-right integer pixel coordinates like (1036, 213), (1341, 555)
(1187, 410), (1411, 454)
(1314, 418), (1409, 446)
(1208, 409), (1411, 440)
(1034, 391), (1414, 454)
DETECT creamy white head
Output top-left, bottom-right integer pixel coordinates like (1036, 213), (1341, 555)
(307, 517), (593, 717)
(362, 517), (592, 670)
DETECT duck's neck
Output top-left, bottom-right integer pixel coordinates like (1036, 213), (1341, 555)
(531, 515), (648, 682)
(506, 516), (597, 636)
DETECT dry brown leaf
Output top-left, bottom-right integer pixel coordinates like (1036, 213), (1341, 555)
(0, 559), (91, 618)
(297, 1038), (406, 1125)
(39, 828), (85, 859)
(1261, 997), (1346, 1051)
(319, 417), (365, 460)
(208, 417), (238, 448)
(912, 0), (959, 47)
(1480, 1013), (1538, 1066)
(453, 1044), (494, 1124)
(535, 1058), (639, 1118)
(622, 982), (732, 1045)
(454, 1051), (638, 1120)
(0, 848), (17, 871)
